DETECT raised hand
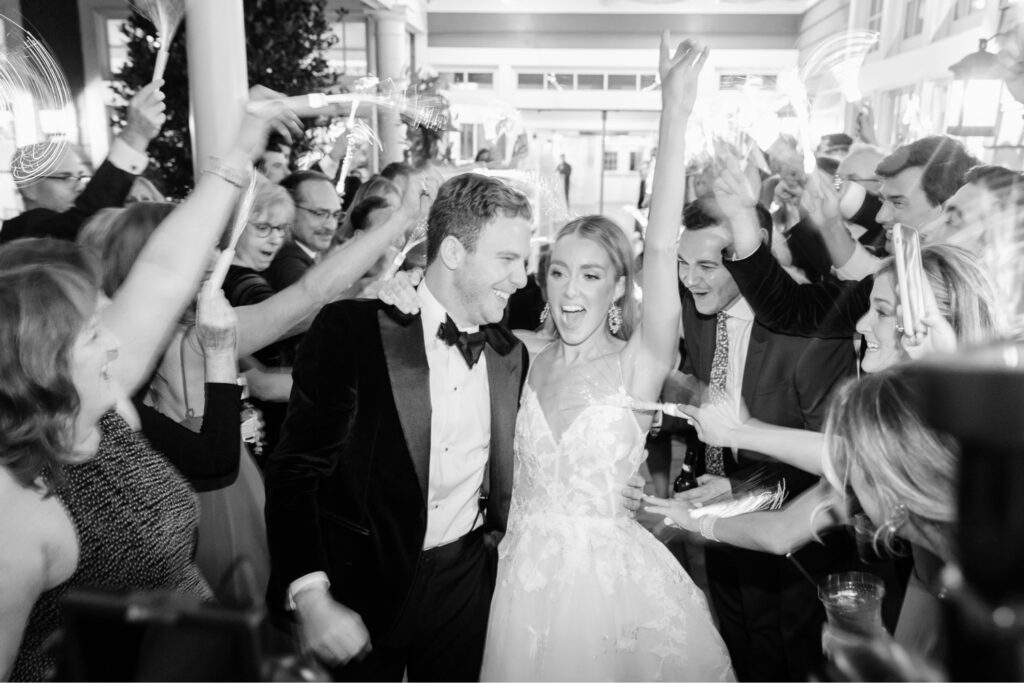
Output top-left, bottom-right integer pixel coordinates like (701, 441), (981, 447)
(196, 286), (238, 356)
(121, 79), (167, 152)
(800, 169), (842, 229)
(236, 86), (304, 160)
(712, 154), (757, 222)
(659, 31), (708, 117)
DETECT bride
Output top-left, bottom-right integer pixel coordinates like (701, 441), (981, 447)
(478, 34), (733, 681)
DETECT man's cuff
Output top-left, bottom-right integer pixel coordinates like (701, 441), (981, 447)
(834, 242), (880, 281)
(286, 571), (331, 611)
(107, 137), (149, 175)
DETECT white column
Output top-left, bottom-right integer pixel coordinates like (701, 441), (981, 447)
(186, 0), (249, 179)
(370, 8), (409, 166)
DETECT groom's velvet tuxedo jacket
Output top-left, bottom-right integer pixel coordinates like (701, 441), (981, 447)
(264, 300), (528, 635)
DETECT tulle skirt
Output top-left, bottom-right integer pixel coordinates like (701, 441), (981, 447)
(480, 514), (735, 682)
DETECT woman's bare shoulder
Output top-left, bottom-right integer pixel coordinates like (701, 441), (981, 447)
(0, 468), (77, 589)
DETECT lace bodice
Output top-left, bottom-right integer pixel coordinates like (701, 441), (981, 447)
(511, 380), (644, 523)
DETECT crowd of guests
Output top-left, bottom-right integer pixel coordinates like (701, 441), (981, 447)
(0, 36), (1020, 683)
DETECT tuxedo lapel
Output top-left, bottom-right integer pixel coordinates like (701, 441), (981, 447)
(484, 342), (521, 531)
(379, 310), (431, 504)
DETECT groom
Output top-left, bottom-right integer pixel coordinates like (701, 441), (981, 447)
(264, 173), (533, 681)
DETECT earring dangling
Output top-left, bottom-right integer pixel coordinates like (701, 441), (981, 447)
(607, 303), (622, 335)
(539, 302), (550, 325)
(884, 503), (909, 536)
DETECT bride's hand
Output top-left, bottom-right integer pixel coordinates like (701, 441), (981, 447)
(642, 494), (699, 532)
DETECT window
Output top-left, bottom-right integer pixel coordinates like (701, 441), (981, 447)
(603, 150), (617, 171)
(629, 151), (640, 171)
(544, 73), (572, 90)
(106, 17), (129, 78)
(326, 19), (367, 75)
(446, 71), (494, 89)
(518, 73), (544, 89)
(866, 0), (884, 47)
(954, 0), (985, 19)
(608, 74), (638, 91)
(577, 74), (605, 90)
(639, 74), (659, 91)
(466, 72), (493, 87)
(903, 0), (925, 38)
(718, 74), (778, 91)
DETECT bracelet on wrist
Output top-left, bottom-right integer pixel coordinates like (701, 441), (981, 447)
(203, 157), (254, 189)
(699, 514), (720, 543)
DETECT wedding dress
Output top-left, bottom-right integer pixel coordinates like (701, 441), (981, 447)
(480, 354), (734, 682)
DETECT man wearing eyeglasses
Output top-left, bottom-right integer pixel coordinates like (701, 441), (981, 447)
(266, 170), (343, 291)
(0, 80), (166, 244)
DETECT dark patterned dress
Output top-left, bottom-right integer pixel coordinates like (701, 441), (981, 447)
(11, 411), (212, 681)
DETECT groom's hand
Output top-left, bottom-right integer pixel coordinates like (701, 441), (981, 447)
(621, 475), (646, 517)
(295, 589), (372, 666)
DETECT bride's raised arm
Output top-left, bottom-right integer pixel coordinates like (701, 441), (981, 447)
(628, 33), (708, 400)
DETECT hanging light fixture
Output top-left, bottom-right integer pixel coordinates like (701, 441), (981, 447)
(946, 38), (1006, 138)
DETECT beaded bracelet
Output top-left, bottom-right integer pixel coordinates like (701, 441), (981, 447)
(203, 157), (253, 188)
(699, 514), (719, 543)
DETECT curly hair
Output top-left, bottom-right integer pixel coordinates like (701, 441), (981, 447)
(0, 265), (98, 491)
(552, 215), (638, 340)
(425, 173), (532, 264)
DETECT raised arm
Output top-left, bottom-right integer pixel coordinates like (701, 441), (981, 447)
(627, 33), (708, 401)
(104, 103), (301, 394)
(723, 242), (870, 338)
(233, 186), (419, 356)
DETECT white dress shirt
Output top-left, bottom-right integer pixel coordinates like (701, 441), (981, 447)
(418, 282), (492, 549)
(722, 297), (755, 461)
(107, 137), (149, 175)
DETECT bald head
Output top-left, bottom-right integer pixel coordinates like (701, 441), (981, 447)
(837, 145), (886, 195)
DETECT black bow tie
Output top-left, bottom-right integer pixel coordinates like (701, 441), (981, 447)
(437, 315), (488, 368)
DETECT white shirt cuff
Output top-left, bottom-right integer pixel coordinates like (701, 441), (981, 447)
(834, 242), (880, 281)
(107, 136), (149, 175)
(286, 571), (331, 611)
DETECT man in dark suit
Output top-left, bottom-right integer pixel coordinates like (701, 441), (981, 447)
(264, 173), (533, 681)
(675, 199), (858, 681)
(0, 80), (165, 244)
(265, 170), (341, 291)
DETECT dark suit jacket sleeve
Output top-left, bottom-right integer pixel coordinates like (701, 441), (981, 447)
(134, 383), (242, 492)
(793, 339), (854, 433)
(724, 242), (871, 338)
(0, 159), (135, 243)
(264, 302), (357, 600)
(265, 248), (310, 291)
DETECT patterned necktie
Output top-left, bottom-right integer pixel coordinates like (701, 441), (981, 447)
(437, 315), (488, 369)
(705, 311), (729, 476)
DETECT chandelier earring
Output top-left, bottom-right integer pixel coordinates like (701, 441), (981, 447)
(539, 302), (550, 325)
(607, 302), (623, 335)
